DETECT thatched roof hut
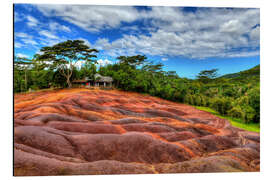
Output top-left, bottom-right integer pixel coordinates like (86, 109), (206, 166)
(94, 74), (113, 83)
(72, 74), (113, 87)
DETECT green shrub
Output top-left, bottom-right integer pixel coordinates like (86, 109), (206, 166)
(194, 95), (202, 106)
(210, 97), (232, 115)
(228, 105), (244, 119)
(184, 94), (194, 105)
(242, 105), (256, 123)
(247, 87), (260, 123)
(200, 95), (207, 106)
(29, 85), (39, 91)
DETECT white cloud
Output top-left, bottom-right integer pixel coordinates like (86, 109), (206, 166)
(95, 38), (112, 51)
(35, 49), (44, 55)
(21, 39), (38, 45)
(121, 25), (140, 32)
(78, 38), (92, 47)
(36, 5), (140, 33)
(16, 53), (29, 58)
(39, 30), (58, 39)
(74, 61), (84, 69)
(39, 38), (64, 47)
(91, 7), (260, 59)
(26, 15), (39, 27)
(15, 42), (23, 48)
(15, 32), (38, 47)
(97, 59), (113, 66)
(49, 22), (71, 32)
(15, 32), (32, 39)
(14, 12), (23, 22)
(29, 6), (260, 59)
(161, 57), (168, 61)
(220, 20), (242, 34)
(250, 26), (260, 40)
(225, 50), (260, 58)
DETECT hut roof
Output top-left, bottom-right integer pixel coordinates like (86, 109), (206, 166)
(94, 74), (113, 82)
(72, 74), (113, 83)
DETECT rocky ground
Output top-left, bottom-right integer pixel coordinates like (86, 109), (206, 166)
(14, 88), (260, 176)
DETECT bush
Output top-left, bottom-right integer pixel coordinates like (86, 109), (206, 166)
(200, 95), (207, 106)
(247, 87), (260, 123)
(210, 97), (232, 115)
(184, 94), (194, 105)
(228, 105), (244, 119)
(223, 88), (235, 97)
(194, 95), (202, 106)
(242, 105), (256, 123)
(29, 85), (39, 91)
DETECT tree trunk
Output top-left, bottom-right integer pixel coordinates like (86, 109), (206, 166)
(67, 76), (72, 88)
(24, 70), (27, 90)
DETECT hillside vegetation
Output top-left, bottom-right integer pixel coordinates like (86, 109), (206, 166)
(14, 40), (260, 127)
(98, 61), (260, 126)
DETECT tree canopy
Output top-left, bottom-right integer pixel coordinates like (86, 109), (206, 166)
(196, 68), (218, 83)
(36, 40), (98, 87)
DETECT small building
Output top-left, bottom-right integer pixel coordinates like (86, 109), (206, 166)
(72, 74), (113, 88)
(72, 79), (89, 88)
(94, 74), (113, 87)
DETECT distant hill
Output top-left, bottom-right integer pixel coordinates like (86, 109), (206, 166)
(219, 65), (260, 79)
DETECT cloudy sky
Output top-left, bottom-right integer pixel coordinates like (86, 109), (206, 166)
(14, 4), (260, 78)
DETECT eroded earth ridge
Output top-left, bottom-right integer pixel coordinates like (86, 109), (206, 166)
(14, 89), (260, 176)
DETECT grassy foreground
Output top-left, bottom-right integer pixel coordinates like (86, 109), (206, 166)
(194, 106), (260, 132)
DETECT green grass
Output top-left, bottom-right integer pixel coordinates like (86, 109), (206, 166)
(194, 106), (260, 132)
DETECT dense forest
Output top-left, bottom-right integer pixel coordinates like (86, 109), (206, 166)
(14, 40), (260, 125)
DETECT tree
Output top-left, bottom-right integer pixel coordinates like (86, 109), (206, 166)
(196, 69), (218, 83)
(210, 97), (232, 115)
(142, 61), (164, 74)
(36, 40), (98, 88)
(79, 61), (97, 80)
(247, 87), (260, 123)
(228, 105), (244, 119)
(117, 55), (147, 68)
(14, 56), (33, 91)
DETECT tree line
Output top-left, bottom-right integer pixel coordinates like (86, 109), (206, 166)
(14, 40), (260, 124)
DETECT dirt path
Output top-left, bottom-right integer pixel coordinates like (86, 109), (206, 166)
(14, 88), (260, 176)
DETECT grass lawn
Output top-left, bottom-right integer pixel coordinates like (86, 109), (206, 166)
(194, 106), (260, 132)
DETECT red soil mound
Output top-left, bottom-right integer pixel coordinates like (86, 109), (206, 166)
(14, 88), (260, 176)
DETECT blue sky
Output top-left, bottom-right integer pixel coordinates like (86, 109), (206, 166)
(14, 4), (260, 78)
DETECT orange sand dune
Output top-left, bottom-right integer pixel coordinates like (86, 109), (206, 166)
(14, 88), (260, 176)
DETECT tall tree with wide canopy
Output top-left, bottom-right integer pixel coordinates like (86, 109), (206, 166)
(117, 55), (147, 68)
(36, 40), (98, 88)
(196, 69), (218, 83)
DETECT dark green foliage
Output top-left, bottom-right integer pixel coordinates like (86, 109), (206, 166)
(241, 105), (256, 123)
(117, 55), (147, 67)
(97, 58), (259, 124)
(210, 97), (232, 115)
(196, 69), (218, 83)
(14, 40), (260, 125)
(228, 105), (245, 119)
(14, 57), (33, 92)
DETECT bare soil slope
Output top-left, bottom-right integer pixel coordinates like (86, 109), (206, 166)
(14, 88), (260, 176)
